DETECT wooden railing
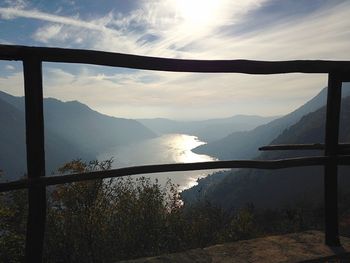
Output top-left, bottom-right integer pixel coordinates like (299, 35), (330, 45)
(0, 44), (350, 262)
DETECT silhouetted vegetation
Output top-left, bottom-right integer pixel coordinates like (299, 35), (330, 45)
(1, 159), (350, 262)
(0, 188), (27, 263)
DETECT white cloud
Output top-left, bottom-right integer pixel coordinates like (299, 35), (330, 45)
(2, 0), (28, 12)
(5, 65), (15, 70)
(0, 71), (24, 96)
(33, 24), (64, 43)
(0, 1), (269, 55)
(0, 1), (350, 119)
(38, 65), (327, 119)
(0, 7), (119, 35)
(2, 1), (350, 59)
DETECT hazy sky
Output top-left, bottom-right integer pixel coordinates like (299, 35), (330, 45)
(0, 0), (349, 120)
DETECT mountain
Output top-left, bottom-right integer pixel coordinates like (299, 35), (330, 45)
(0, 91), (156, 181)
(0, 97), (27, 180)
(43, 98), (156, 154)
(138, 115), (277, 143)
(194, 84), (350, 160)
(182, 96), (350, 209)
(0, 96), (93, 181)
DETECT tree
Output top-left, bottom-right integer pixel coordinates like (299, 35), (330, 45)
(44, 159), (183, 262)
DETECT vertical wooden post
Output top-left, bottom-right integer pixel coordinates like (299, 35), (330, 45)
(324, 73), (342, 246)
(23, 55), (46, 262)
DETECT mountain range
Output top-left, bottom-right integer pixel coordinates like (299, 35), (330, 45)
(194, 84), (350, 160)
(2, 81), (350, 207)
(0, 91), (280, 182)
(0, 91), (155, 181)
(138, 115), (277, 143)
(183, 87), (350, 209)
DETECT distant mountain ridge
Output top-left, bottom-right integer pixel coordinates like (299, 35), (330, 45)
(138, 115), (278, 143)
(183, 94), (350, 209)
(194, 84), (350, 160)
(43, 98), (156, 154)
(0, 95), (94, 180)
(0, 91), (156, 181)
(0, 97), (27, 180)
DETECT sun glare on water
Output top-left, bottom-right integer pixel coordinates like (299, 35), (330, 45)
(98, 134), (218, 190)
(167, 134), (213, 163)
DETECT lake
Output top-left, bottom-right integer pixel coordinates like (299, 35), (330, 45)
(98, 134), (218, 190)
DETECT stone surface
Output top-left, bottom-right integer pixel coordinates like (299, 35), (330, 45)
(120, 231), (350, 262)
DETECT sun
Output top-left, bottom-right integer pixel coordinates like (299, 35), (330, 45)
(176, 0), (221, 27)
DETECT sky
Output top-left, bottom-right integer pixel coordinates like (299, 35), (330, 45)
(0, 0), (350, 120)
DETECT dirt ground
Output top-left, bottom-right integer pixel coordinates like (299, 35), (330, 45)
(121, 231), (350, 263)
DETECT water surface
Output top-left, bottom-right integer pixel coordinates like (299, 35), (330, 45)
(98, 134), (218, 190)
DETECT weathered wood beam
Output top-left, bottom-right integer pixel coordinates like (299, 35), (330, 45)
(0, 44), (350, 74)
(259, 144), (325, 151)
(324, 73), (342, 246)
(1, 156), (350, 193)
(259, 143), (350, 154)
(23, 56), (46, 263)
(339, 72), (350, 82)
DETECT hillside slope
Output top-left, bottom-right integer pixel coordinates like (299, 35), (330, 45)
(0, 91), (156, 180)
(0, 97), (93, 180)
(183, 95), (350, 209)
(194, 84), (350, 160)
(43, 98), (156, 154)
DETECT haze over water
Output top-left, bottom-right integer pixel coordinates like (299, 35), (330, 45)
(98, 134), (218, 190)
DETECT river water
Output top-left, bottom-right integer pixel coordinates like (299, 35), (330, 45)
(98, 134), (218, 190)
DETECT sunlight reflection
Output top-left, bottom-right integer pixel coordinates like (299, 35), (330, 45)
(167, 134), (213, 163)
(98, 134), (219, 190)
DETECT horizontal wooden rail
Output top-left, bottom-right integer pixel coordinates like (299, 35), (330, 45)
(1, 44), (350, 74)
(259, 143), (324, 151)
(1, 155), (350, 192)
(259, 143), (350, 152)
